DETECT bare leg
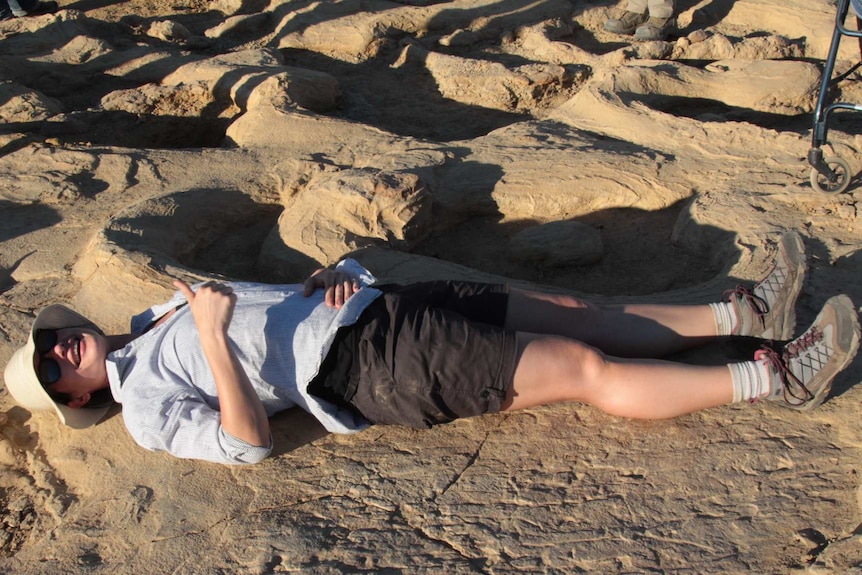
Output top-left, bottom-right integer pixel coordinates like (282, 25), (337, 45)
(501, 333), (733, 418)
(505, 288), (717, 358)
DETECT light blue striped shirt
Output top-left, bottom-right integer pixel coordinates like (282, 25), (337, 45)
(105, 259), (380, 465)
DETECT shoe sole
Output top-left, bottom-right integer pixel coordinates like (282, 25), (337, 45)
(774, 231), (807, 341)
(633, 18), (676, 41)
(795, 294), (860, 411)
(634, 29), (667, 41)
(604, 23), (641, 34)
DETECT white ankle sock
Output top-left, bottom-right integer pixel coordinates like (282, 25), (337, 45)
(710, 302), (738, 336)
(728, 361), (773, 403)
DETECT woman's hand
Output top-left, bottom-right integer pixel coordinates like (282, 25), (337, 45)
(303, 268), (360, 309)
(174, 280), (237, 337)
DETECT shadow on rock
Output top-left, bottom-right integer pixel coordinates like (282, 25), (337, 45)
(0, 201), (61, 244)
(269, 408), (330, 457)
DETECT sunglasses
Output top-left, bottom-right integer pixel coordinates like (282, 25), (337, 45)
(34, 329), (61, 387)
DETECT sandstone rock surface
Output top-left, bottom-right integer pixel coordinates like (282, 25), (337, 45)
(508, 220), (604, 266)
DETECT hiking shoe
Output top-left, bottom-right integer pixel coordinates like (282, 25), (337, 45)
(634, 17), (675, 41)
(604, 11), (648, 35)
(30, 1), (59, 15)
(12, 0), (58, 17)
(756, 294), (860, 411)
(727, 231), (806, 341)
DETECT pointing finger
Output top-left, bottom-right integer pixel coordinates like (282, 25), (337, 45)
(173, 280), (195, 301)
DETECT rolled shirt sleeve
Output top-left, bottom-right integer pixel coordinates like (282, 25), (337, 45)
(220, 428), (273, 465)
(120, 385), (273, 465)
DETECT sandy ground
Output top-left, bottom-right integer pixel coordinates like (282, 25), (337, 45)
(1, 0), (862, 573)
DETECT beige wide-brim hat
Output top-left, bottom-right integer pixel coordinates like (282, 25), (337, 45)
(3, 304), (110, 429)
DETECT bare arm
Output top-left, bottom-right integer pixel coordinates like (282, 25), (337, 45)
(174, 280), (270, 448)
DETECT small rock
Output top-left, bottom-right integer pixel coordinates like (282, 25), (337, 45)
(837, 203), (857, 220)
(7, 496), (29, 513)
(210, 0), (242, 14)
(508, 221), (603, 267)
(146, 20), (191, 42)
(687, 29), (710, 44)
(439, 29), (480, 47)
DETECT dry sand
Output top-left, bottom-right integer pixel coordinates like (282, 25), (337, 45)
(1, 0), (862, 572)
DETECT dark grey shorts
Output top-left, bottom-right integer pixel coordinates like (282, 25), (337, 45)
(308, 281), (517, 429)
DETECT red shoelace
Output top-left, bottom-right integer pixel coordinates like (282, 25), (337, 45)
(753, 327), (826, 406)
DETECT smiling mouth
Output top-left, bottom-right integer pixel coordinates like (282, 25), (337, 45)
(71, 338), (81, 367)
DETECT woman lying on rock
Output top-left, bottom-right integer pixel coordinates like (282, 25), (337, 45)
(4, 232), (860, 464)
